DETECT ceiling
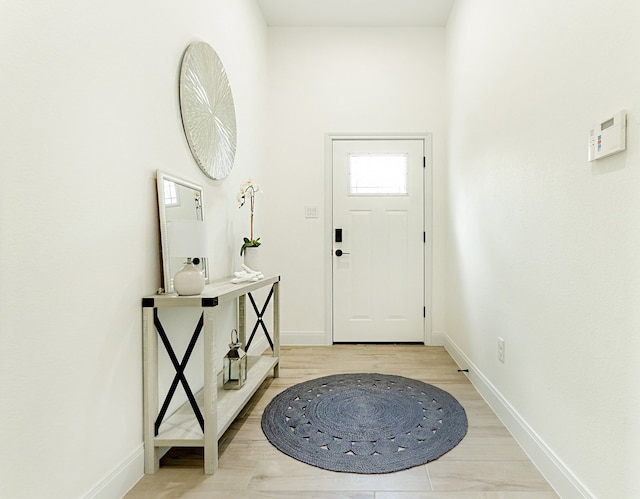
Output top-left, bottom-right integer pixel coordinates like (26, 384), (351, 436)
(255, 0), (455, 27)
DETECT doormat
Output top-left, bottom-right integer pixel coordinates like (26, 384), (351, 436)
(261, 373), (467, 474)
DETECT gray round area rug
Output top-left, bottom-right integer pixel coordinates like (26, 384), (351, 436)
(261, 373), (468, 474)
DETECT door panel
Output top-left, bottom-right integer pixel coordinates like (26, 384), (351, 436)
(332, 139), (424, 343)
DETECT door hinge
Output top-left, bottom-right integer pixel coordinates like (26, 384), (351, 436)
(423, 232), (426, 243)
(423, 307), (426, 318)
(423, 156), (426, 168)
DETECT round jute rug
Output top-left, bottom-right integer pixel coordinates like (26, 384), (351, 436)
(261, 373), (468, 474)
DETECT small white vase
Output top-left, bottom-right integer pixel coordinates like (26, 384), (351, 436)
(173, 260), (205, 295)
(243, 247), (260, 271)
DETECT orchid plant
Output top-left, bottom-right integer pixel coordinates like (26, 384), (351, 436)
(237, 179), (261, 255)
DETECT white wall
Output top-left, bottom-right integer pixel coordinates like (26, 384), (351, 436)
(446, 1), (640, 497)
(264, 27), (447, 344)
(0, 1), (267, 497)
(5, 1), (637, 496)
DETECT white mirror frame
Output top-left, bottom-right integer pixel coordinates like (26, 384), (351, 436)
(156, 170), (209, 293)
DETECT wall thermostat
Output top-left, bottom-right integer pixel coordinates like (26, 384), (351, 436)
(588, 110), (626, 161)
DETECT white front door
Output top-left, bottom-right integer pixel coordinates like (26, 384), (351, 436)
(332, 138), (426, 343)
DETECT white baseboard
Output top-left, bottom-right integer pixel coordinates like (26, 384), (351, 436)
(83, 444), (143, 499)
(444, 334), (594, 499)
(81, 334), (275, 499)
(281, 330), (328, 345)
(280, 331), (445, 346)
(84, 336), (271, 499)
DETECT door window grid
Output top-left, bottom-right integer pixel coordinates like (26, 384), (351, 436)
(348, 153), (408, 195)
(163, 180), (181, 206)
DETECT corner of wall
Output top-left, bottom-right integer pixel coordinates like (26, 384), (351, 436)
(429, 331), (446, 346)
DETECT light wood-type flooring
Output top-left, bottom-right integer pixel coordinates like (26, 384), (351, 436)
(126, 345), (558, 498)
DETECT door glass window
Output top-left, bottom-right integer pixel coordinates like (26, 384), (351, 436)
(349, 153), (408, 195)
(163, 179), (180, 206)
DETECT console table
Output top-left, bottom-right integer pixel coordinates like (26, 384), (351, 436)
(142, 275), (280, 474)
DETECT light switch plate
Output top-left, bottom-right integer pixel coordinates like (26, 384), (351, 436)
(305, 206), (319, 218)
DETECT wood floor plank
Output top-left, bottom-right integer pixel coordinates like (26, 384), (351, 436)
(247, 458), (429, 492)
(427, 460), (556, 492)
(125, 345), (557, 498)
(376, 493), (559, 499)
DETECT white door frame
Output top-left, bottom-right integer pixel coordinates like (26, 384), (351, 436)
(324, 133), (433, 345)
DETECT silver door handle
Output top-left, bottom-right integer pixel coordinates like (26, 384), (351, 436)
(335, 249), (350, 257)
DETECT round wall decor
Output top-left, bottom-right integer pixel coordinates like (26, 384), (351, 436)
(179, 42), (237, 180)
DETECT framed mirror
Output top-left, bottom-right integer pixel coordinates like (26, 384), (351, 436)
(156, 171), (209, 293)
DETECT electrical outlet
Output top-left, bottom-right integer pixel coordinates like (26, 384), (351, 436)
(497, 337), (505, 363)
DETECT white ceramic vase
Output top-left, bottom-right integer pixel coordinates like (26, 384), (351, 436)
(243, 247), (260, 271)
(173, 260), (205, 295)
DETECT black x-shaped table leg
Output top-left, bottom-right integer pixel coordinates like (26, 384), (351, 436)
(153, 309), (204, 435)
(245, 285), (274, 351)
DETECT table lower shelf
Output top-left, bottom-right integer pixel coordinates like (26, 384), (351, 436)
(153, 355), (278, 447)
